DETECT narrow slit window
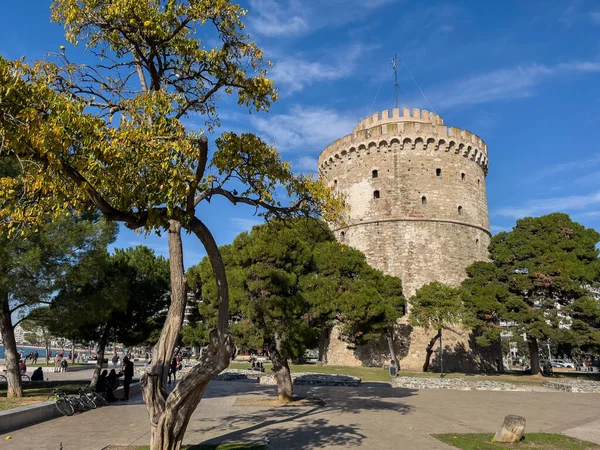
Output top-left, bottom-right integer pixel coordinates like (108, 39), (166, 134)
(421, 196), (427, 205)
(477, 178), (480, 185)
(436, 168), (442, 177)
(458, 205), (463, 215)
(334, 179), (337, 186)
(461, 172), (465, 181)
(372, 169), (378, 178)
(373, 190), (380, 199)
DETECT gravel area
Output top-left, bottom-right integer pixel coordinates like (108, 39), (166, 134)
(259, 372), (361, 387)
(391, 376), (553, 392)
(543, 379), (600, 393)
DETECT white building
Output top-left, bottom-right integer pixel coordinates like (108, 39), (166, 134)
(13, 325), (25, 345)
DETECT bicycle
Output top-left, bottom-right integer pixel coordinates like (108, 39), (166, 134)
(78, 387), (109, 408)
(1, 370), (29, 381)
(48, 388), (75, 417)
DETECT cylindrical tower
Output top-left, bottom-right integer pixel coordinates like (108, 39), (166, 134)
(318, 107), (490, 302)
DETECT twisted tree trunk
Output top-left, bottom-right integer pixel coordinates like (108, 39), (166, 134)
(423, 329), (442, 372)
(0, 291), (23, 397)
(142, 219), (232, 450)
(269, 333), (293, 403)
(89, 325), (110, 389)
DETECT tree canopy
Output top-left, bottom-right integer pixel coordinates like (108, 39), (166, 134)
(189, 219), (404, 399)
(0, 1), (342, 444)
(462, 213), (600, 374)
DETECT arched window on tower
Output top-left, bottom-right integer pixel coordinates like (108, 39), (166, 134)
(458, 205), (463, 216)
(373, 190), (380, 199)
(461, 172), (466, 181)
(372, 169), (378, 178)
(436, 168), (442, 177)
(334, 179), (337, 187)
(421, 196), (427, 205)
(340, 231), (346, 241)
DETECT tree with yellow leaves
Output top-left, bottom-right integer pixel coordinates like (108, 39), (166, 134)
(0, 1), (342, 448)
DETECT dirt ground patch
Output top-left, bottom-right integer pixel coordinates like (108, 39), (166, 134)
(233, 395), (325, 408)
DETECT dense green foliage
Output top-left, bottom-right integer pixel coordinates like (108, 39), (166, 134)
(50, 245), (170, 347)
(410, 282), (464, 331)
(185, 219), (404, 357)
(462, 213), (600, 372)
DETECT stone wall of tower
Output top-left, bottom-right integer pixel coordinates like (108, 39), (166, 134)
(318, 107), (494, 370)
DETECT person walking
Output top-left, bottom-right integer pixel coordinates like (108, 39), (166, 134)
(168, 357), (178, 384)
(32, 351), (38, 364)
(121, 356), (134, 401)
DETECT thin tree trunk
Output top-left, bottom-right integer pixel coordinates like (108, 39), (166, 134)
(527, 336), (540, 375)
(90, 325), (110, 389)
(45, 341), (50, 365)
(71, 341), (75, 362)
(142, 219), (233, 450)
(318, 329), (328, 362)
(0, 292), (23, 397)
(423, 329), (442, 372)
(269, 333), (293, 403)
(386, 328), (399, 370)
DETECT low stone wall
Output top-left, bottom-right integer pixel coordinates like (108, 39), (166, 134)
(259, 373), (361, 387)
(0, 382), (141, 434)
(391, 377), (540, 392)
(543, 380), (600, 393)
(212, 369), (263, 382)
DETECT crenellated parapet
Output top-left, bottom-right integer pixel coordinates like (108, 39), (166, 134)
(319, 109), (489, 175)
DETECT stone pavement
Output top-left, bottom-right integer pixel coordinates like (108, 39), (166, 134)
(1, 380), (599, 450)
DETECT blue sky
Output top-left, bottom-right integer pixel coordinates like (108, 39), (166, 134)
(2, 0), (600, 267)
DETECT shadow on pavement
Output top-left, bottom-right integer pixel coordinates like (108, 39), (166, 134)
(191, 383), (417, 449)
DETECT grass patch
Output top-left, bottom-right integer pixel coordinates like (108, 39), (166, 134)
(229, 362), (395, 383)
(228, 361), (599, 386)
(0, 380), (89, 411)
(434, 433), (600, 450)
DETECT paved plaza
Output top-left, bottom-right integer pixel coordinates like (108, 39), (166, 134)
(1, 377), (599, 450)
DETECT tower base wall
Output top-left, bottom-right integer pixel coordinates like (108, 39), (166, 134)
(323, 321), (500, 372)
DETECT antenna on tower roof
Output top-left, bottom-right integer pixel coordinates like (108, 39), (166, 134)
(392, 54), (399, 109)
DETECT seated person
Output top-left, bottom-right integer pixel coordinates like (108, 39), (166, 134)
(31, 367), (44, 381)
(96, 370), (108, 394)
(19, 360), (27, 375)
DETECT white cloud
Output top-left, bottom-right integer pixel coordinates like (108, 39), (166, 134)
(246, 0), (308, 37)
(494, 192), (600, 219)
(294, 156), (318, 173)
(575, 210), (600, 218)
(576, 171), (600, 185)
(490, 225), (511, 234)
(435, 61), (600, 108)
(535, 154), (600, 180)
(247, 0), (401, 37)
(271, 44), (368, 94)
(230, 217), (263, 232)
(251, 106), (357, 153)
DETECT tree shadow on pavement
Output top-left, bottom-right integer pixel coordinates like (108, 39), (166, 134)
(189, 384), (417, 449)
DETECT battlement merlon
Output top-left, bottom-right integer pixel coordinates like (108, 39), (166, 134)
(353, 108), (444, 132)
(319, 109), (489, 172)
